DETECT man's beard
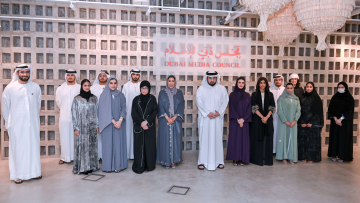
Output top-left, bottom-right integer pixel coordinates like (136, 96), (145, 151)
(208, 82), (216, 87)
(99, 78), (108, 83)
(132, 77), (139, 81)
(19, 76), (29, 81)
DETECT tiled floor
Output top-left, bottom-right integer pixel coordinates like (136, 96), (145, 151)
(0, 148), (359, 203)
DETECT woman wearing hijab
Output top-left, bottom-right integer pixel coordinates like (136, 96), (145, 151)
(328, 82), (354, 162)
(226, 77), (252, 166)
(250, 77), (276, 166)
(131, 81), (158, 174)
(289, 73), (304, 98)
(156, 76), (184, 169)
(275, 83), (301, 164)
(71, 79), (99, 174)
(298, 82), (324, 163)
(98, 77), (127, 173)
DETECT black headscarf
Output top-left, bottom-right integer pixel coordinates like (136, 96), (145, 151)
(328, 81), (354, 118)
(79, 79), (94, 102)
(233, 77), (246, 100)
(139, 80), (151, 111)
(302, 82), (323, 122)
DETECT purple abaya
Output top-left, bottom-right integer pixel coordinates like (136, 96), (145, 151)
(226, 90), (252, 163)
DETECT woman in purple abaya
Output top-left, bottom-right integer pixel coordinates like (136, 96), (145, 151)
(226, 77), (252, 166)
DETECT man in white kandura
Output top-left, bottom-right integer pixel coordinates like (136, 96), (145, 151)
(122, 69), (141, 159)
(55, 69), (80, 165)
(269, 75), (285, 154)
(90, 70), (110, 160)
(1, 64), (42, 184)
(196, 71), (229, 171)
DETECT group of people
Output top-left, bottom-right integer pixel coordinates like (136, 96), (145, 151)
(235, 74), (354, 166)
(1, 64), (355, 184)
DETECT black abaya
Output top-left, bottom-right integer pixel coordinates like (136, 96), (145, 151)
(250, 91), (276, 166)
(293, 87), (304, 99)
(131, 94), (158, 173)
(327, 82), (354, 162)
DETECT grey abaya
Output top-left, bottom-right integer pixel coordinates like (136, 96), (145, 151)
(156, 89), (184, 167)
(99, 77), (127, 172)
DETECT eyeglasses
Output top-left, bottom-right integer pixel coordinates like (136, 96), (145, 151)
(99, 75), (107, 77)
(141, 87), (149, 90)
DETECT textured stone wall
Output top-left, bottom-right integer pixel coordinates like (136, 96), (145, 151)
(0, 0), (359, 159)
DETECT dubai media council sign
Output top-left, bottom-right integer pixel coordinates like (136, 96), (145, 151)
(153, 34), (251, 76)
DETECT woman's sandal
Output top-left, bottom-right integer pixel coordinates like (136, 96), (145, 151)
(15, 179), (23, 184)
(302, 159), (307, 163)
(115, 170), (121, 173)
(105, 171), (111, 173)
(331, 157), (337, 162)
(171, 163), (176, 169)
(58, 160), (65, 165)
(239, 161), (244, 166)
(198, 164), (205, 170)
(217, 164), (224, 169)
(233, 160), (238, 166)
(282, 160), (288, 165)
(338, 159), (344, 163)
(289, 161), (295, 165)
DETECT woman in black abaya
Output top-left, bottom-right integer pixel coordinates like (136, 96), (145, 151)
(327, 82), (354, 162)
(298, 82), (324, 163)
(131, 81), (158, 173)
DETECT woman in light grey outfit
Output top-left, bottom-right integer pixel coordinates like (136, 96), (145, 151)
(98, 77), (127, 173)
(71, 79), (99, 175)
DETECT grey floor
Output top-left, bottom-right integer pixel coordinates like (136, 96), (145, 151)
(0, 148), (359, 203)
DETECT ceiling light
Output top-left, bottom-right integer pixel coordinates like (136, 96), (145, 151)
(225, 12), (231, 22)
(70, 2), (76, 11)
(146, 7), (151, 16)
(354, 35), (359, 42)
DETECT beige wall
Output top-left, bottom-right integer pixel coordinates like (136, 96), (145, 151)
(1, 0), (359, 159)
